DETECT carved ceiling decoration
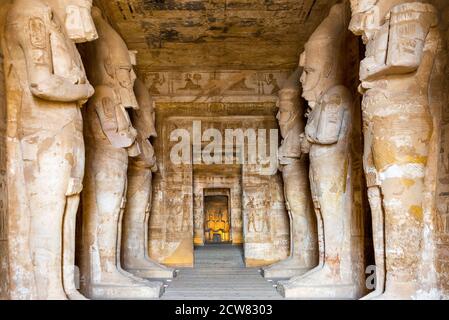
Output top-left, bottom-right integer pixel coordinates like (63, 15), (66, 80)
(95, 0), (339, 72)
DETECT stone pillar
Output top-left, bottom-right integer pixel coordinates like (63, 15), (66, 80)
(3, 0), (97, 300)
(350, 0), (445, 299)
(0, 14), (9, 299)
(278, 3), (365, 299)
(80, 7), (162, 299)
(263, 69), (318, 279)
(121, 78), (175, 279)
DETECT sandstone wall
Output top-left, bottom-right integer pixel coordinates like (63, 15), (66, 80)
(431, 0), (449, 298)
(0, 4), (10, 300)
(0, 41), (9, 301)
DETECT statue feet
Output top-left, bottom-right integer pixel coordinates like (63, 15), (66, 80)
(124, 257), (176, 279)
(46, 291), (69, 300)
(277, 264), (360, 299)
(117, 265), (155, 284)
(89, 269), (164, 299)
(360, 288), (383, 300)
(365, 283), (419, 300)
(262, 257), (312, 279)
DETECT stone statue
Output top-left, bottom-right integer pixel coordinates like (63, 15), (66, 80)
(3, 0), (97, 300)
(278, 3), (364, 299)
(349, 0), (443, 299)
(263, 69), (318, 279)
(122, 78), (175, 279)
(80, 7), (162, 299)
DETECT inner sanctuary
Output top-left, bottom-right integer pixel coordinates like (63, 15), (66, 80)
(0, 0), (449, 300)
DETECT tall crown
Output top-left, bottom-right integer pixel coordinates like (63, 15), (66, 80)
(306, 3), (349, 45)
(349, 0), (378, 14)
(280, 68), (300, 93)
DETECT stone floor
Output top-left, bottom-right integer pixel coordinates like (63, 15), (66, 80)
(161, 244), (284, 300)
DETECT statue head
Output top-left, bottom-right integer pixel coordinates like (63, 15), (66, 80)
(47, 0), (98, 43)
(88, 7), (139, 109)
(132, 78), (157, 168)
(349, 0), (408, 43)
(300, 3), (347, 107)
(276, 69), (302, 138)
(134, 78), (157, 139)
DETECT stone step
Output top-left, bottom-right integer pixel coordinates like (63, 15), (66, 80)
(161, 245), (283, 300)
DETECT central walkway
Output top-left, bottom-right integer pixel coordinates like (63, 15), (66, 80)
(161, 244), (283, 300)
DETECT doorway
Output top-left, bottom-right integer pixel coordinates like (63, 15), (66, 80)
(204, 195), (231, 244)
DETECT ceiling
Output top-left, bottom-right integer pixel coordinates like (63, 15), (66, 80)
(95, 0), (339, 72)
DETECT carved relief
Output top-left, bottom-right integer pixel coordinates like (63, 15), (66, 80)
(141, 70), (289, 97)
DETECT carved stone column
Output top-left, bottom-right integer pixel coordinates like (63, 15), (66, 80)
(278, 3), (365, 299)
(262, 69), (318, 278)
(3, 0), (97, 300)
(349, 0), (444, 299)
(80, 7), (162, 299)
(122, 78), (175, 279)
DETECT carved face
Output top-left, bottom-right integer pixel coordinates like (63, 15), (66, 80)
(115, 65), (139, 109)
(349, 0), (380, 43)
(299, 50), (329, 107)
(141, 138), (157, 167)
(148, 108), (157, 138)
(135, 102), (157, 139)
(276, 92), (297, 138)
(55, 0), (98, 43)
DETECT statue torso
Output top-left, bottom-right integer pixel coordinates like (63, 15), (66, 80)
(360, 3), (440, 120)
(305, 85), (352, 158)
(4, 1), (86, 135)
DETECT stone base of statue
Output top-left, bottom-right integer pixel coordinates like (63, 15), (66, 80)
(125, 259), (176, 279)
(89, 278), (164, 300)
(262, 257), (311, 279)
(361, 282), (420, 300)
(276, 266), (361, 299)
(278, 282), (358, 299)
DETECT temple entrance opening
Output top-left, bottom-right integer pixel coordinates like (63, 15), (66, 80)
(204, 193), (231, 244)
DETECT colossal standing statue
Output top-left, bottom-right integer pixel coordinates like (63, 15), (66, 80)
(4, 0), (97, 300)
(278, 3), (364, 299)
(349, 0), (443, 299)
(122, 78), (175, 279)
(80, 7), (163, 299)
(262, 69), (318, 278)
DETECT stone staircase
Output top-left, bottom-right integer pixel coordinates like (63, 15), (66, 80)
(161, 244), (283, 300)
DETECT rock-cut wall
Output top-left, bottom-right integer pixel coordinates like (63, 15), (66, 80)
(0, 3), (10, 300)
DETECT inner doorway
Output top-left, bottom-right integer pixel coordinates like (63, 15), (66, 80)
(204, 195), (231, 244)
